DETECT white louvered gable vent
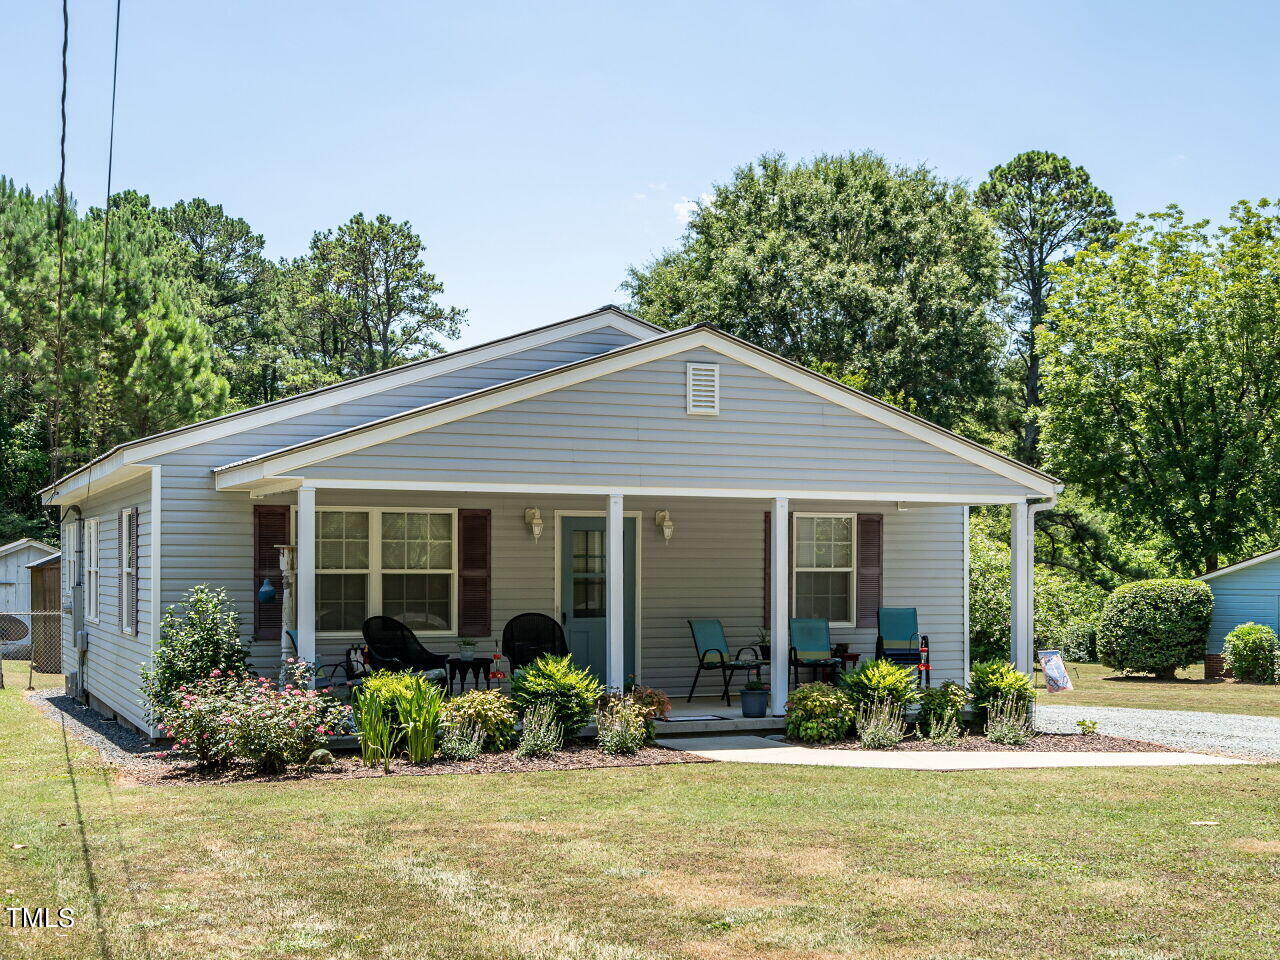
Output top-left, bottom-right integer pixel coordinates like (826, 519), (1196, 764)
(686, 362), (720, 415)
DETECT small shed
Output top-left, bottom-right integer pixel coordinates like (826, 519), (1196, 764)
(0, 538), (59, 612)
(1198, 548), (1280, 672)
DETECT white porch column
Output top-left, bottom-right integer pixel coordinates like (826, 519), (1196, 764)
(296, 483), (317, 668)
(770, 497), (789, 715)
(606, 492), (625, 691)
(1010, 500), (1033, 675)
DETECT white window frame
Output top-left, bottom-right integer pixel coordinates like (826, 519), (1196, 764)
(301, 506), (459, 637)
(120, 508), (137, 635)
(84, 518), (100, 622)
(791, 512), (857, 626)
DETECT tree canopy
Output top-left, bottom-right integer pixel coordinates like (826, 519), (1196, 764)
(1041, 202), (1280, 575)
(624, 152), (1004, 429)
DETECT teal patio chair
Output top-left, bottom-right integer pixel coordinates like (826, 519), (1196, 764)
(788, 618), (844, 685)
(875, 607), (931, 689)
(687, 619), (766, 704)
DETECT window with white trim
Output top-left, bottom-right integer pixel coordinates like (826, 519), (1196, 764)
(793, 514), (855, 623)
(120, 509), (137, 634)
(85, 518), (100, 622)
(314, 508), (456, 634)
(62, 522), (78, 596)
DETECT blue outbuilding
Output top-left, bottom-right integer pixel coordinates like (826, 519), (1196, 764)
(1198, 548), (1280, 657)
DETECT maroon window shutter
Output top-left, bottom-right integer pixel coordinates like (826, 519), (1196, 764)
(254, 505), (290, 642)
(855, 514), (883, 628)
(129, 506), (139, 634)
(457, 509), (491, 638)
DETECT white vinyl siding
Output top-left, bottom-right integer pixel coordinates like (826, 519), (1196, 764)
(793, 514), (855, 623)
(84, 519), (100, 622)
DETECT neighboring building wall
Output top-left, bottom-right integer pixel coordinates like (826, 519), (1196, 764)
(152, 326), (645, 662)
(0, 542), (56, 612)
(1204, 560), (1280, 654)
(58, 475), (153, 730)
(304, 348), (1032, 499)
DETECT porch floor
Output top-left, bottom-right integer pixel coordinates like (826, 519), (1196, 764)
(627, 699), (785, 736)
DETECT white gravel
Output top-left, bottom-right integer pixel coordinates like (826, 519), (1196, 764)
(1036, 703), (1280, 760)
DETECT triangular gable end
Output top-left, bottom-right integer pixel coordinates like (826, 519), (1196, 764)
(216, 329), (1058, 501)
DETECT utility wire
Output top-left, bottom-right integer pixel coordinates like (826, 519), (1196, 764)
(51, 0), (70, 482)
(98, 0), (123, 311)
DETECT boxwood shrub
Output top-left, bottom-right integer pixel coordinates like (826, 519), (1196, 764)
(1096, 578), (1213, 679)
(1223, 622), (1279, 683)
(784, 682), (854, 744)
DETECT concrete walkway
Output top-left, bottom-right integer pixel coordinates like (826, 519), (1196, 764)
(1036, 703), (1280, 760)
(655, 735), (1252, 771)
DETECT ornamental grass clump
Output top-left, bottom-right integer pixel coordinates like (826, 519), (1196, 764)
(985, 694), (1032, 746)
(515, 701), (564, 758)
(510, 654), (602, 737)
(438, 719), (486, 761)
(392, 675), (445, 764)
(1223, 622), (1279, 684)
(784, 682), (853, 743)
(353, 684), (398, 771)
(441, 689), (517, 752)
(855, 697), (905, 749)
(595, 693), (649, 755)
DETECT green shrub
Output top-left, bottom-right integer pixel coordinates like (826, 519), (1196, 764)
(510, 654), (602, 736)
(442, 689), (517, 751)
(985, 694), (1032, 746)
(1096, 578), (1213, 678)
(919, 680), (968, 721)
(515, 702), (564, 758)
(360, 669), (421, 703)
(784, 683), (854, 743)
(856, 697), (906, 749)
(1223, 622), (1279, 684)
(595, 694), (649, 755)
(624, 684), (671, 742)
(838, 658), (920, 707)
(1076, 719), (1099, 735)
(142, 584), (248, 720)
(1061, 623), (1099, 663)
(968, 660), (1033, 710)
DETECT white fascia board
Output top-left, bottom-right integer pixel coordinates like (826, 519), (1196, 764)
(1197, 548), (1280, 581)
(216, 327), (1057, 496)
(297, 478), (1032, 505)
(41, 307), (657, 505)
(44, 463), (152, 508)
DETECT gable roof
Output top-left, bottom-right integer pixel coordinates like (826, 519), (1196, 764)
(0, 538), (58, 559)
(41, 306), (660, 505)
(1197, 548), (1280, 581)
(214, 324), (1060, 497)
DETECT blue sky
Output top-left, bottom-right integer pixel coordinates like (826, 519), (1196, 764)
(7, 1), (1277, 348)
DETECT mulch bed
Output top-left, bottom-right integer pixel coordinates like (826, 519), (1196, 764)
(26, 688), (707, 785)
(795, 732), (1179, 753)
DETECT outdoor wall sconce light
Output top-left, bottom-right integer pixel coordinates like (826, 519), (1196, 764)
(655, 509), (674, 543)
(524, 507), (544, 542)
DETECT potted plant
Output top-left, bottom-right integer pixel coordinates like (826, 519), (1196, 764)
(756, 628), (771, 663)
(456, 638), (478, 662)
(739, 678), (769, 718)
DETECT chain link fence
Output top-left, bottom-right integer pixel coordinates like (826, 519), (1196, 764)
(0, 611), (62, 675)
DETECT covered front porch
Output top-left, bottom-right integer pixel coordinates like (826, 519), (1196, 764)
(249, 481), (1047, 716)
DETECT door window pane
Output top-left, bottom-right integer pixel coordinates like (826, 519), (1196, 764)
(571, 530), (604, 573)
(572, 577), (606, 617)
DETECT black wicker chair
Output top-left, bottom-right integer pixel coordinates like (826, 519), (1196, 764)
(360, 616), (449, 680)
(501, 612), (568, 672)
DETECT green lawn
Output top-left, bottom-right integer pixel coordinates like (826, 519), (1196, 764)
(3, 683), (1280, 959)
(1039, 661), (1280, 718)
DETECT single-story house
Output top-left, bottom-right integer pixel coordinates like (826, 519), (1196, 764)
(1198, 549), (1280, 669)
(41, 306), (1060, 733)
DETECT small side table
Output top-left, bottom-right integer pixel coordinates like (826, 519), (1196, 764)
(837, 652), (861, 673)
(447, 657), (492, 695)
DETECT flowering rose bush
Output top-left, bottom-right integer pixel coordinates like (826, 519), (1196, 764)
(156, 660), (351, 773)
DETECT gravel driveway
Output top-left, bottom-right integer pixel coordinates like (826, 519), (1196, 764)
(1036, 703), (1280, 760)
